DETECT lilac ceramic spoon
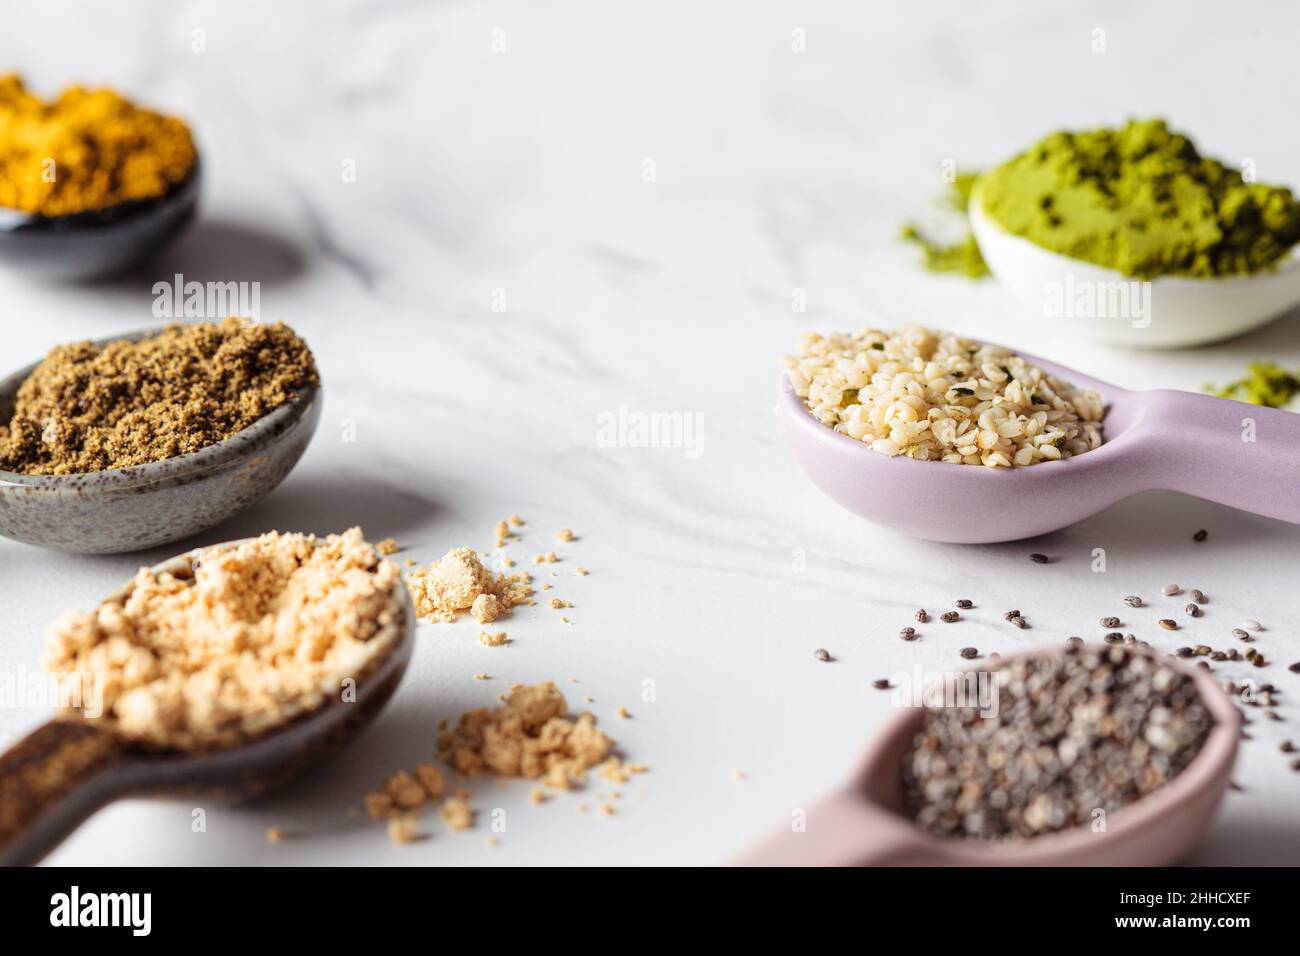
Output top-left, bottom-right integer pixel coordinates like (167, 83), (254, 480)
(735, 646), (1240, 866)
(780, 351), (1300, 543)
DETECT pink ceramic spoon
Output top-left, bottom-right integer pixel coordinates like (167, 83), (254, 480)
(780, 351), (1300, 543)
(736, 646), (1241, 866)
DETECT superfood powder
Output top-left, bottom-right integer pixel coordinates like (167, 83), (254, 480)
(0, 73), (197, 216)
(980, 118), (1300, 279)
(0, 317), (318, 475)
(46, 529), (403, 750)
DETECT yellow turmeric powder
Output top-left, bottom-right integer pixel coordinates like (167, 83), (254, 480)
(0, 73), (197, 217)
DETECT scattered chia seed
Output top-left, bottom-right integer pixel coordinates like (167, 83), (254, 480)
(1159, 619), (1178, 631)
(1009, 616), (1028, 629)
(1161, 584), (1181, 596)
(1233, 629), (1252, 642)
(813, 648), (832, 662)
(1290, 662), (1300, 673)
(1103, 632), (1123, 644)
(941, 611), (960, 623)
(1281, 741), (1295, 753)
(1100, 616), (1121, 628)
(1190, 589), (1207, 604)
(1186, 603), (1202, 618)
(915, 609), (929, 623)
(1003, 610), (1021, 621)
(1175, 647), (1194, 658)
(959, 647), (978, 659)
(1193, 529), (1208, 542)
(1029, 553), (1049, 564)
(1065, 637), (1084, 650)
(1123, 595), (1144, 608)
(1241, 619), (1262, 632)
(1210, 651), (1227, 661)
(955, 599), (973, 609)
(899, 627), (918, 641)
(872, 679), (892, 690)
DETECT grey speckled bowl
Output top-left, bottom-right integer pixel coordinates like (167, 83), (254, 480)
(0, 327), (322, 554)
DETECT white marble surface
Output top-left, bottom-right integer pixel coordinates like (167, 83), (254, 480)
(2, 0), (1299, 866)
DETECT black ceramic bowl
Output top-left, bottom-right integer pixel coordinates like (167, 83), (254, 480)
(0, 162), (201, 281)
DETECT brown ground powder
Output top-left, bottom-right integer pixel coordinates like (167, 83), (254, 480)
(45, 529), (402, 750)
(0, 317), (318, 475)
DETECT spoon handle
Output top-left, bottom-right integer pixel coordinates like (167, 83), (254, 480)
(1136, 390), (1300, 524)
(733, 789), (938, 866)
(0, 720), (124, 866)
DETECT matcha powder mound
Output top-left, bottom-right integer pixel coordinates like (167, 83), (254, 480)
(901, 171), (990, 279)
(0, 318), (318, 475)
(1207, 361), (1300, 409)
(980, 118), (1300, 279)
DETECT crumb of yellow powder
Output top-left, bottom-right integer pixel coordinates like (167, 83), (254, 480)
(405, 546), (532, 624)
(441, 795), (474, 832)
(388, 816), (420, 844)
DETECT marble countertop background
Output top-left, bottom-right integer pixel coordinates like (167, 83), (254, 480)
(1, 0), (1297, 865)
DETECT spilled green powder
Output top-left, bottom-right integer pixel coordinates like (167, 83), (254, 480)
(1206, 361), (1300, 409)
(980, 118), (1300, 279)
(901, 171), (990, 278)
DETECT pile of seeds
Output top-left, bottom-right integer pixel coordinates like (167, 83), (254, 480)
(901, 645), (1215, 839)
(785, 325), (1105, 467)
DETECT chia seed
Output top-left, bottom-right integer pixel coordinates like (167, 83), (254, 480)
(901, 646), (1213, 840)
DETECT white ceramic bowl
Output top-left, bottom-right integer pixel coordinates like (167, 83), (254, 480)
(970, 184), (1300, 349)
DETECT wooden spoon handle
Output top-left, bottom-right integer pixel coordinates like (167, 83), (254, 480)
(0, 720), (125, 866)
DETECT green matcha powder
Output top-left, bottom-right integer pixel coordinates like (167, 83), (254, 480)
(979, 118), (1300, 279)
